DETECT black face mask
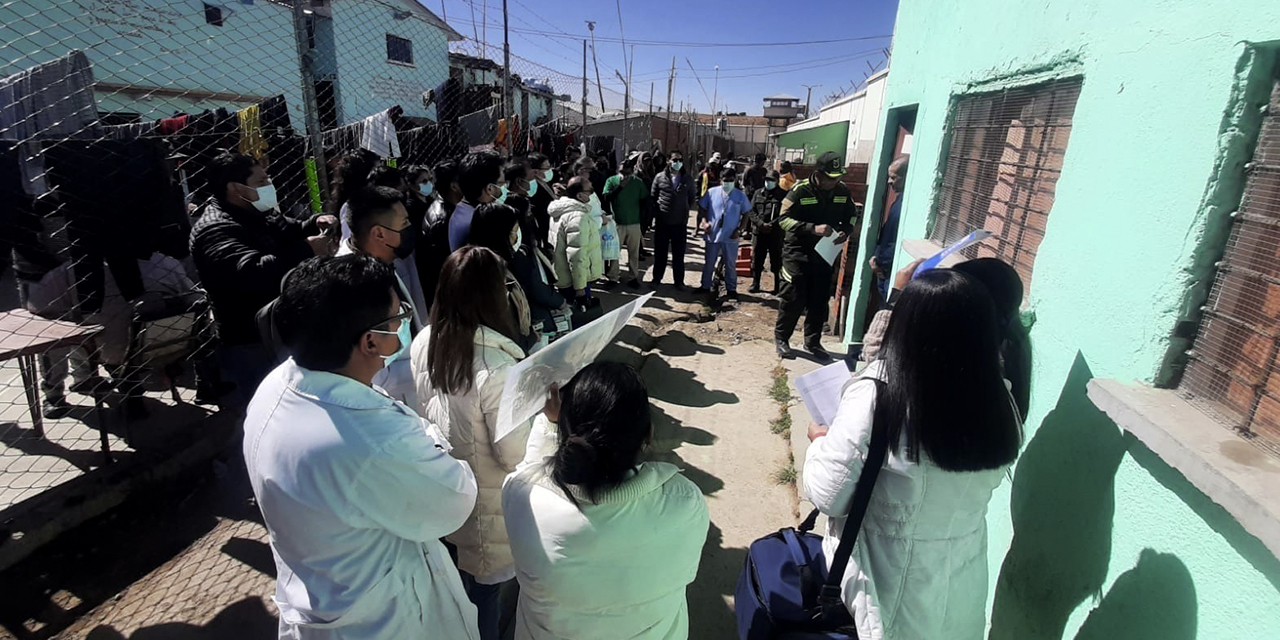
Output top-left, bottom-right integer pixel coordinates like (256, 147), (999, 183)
(383, 224), (417, 259)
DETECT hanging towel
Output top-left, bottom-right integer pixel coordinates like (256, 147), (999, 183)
(359, 109), (400, 158)
(0, 50), (102, 195)
(238, 104), (266, 158)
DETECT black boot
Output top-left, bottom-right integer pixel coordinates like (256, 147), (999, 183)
(775, 339), (794, 359)
(771, 272), (781, 294)
(749, 272), (762, 294)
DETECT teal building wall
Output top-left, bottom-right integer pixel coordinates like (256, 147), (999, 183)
(848, 1), (1280, 638)
(330, 0), (447, 123)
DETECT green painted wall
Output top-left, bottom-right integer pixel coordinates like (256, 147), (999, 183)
(849, 1), (1280, 638)
(776, 121), (849, 164)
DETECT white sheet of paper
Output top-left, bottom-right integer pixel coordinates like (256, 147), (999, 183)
(497, 292), (655, 440)
(795, 361), (852, 426)
(815, 234), (843, 266)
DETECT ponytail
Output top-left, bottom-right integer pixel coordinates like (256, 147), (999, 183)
(551, 362), (651, 508)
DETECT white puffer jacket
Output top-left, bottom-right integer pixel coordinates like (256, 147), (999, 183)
(802, 363), (1009, 640)
(548, 196), (603, 291)
(410, 324), (533, 581)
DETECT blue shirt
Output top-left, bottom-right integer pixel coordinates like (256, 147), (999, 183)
(448, 200), (477, 251)
(699, 187), (753, 243)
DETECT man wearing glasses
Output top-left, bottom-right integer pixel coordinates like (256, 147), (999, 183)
(338, 185), (425, 405)
(245, 254), (481, 640)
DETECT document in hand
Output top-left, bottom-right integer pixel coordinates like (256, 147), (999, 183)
(497, 292), (655, 440)
(795, 361), (852, 427)
(912, 229), (994, 278)
(814, 234), (843, 266)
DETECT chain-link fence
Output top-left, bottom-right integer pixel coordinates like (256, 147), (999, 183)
(0, 0), (729, 526)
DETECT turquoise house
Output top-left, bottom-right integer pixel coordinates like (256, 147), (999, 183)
(848, 0), (1280, 638)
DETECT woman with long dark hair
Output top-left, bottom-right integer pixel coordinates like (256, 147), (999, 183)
(466, 202), (538, 351)
(502, 362), (709, 640)
(803, 269), (1025, 640)
(330, 149), (379, 239)
(409, 246), (532, 640)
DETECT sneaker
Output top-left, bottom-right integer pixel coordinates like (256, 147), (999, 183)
(748, 282), (762, 294)
(628, 279), (642, 289)
(775, 340), (794, 359)
(806, 343), (832, 362)
(673, 283), (687, 292)
(42, 396), (72, 420)
(727, 291), (739, 301)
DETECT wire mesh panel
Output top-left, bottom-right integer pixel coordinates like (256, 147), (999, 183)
(0, 0), (598, 512)
(932, 78), (1082, 292)
(1182, 72), (1280, 454)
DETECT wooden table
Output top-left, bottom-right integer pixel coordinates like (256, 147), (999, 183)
(0, 309), (110, 462)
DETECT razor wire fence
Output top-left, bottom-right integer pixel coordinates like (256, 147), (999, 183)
(0, 0), (709, 518)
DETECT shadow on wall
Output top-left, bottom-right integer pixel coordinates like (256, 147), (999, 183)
(1073, 548), (1197, 640)
(989, 352), (1127, 640)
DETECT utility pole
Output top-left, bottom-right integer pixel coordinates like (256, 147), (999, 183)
(802, 84), (821, 119)
(647, 82), (654, 151)
(587, 21), (606, 112)
(291, 0), (328, 206)
(581, 39), (588, 141)
(712, 65), (719, 116)
(502, 0), (511, 129)
(616, 69), (629, 154)
(664, 56), (676, 151)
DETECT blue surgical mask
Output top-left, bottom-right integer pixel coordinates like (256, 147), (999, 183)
(765, 180), (777, 190)
(722, 181), (736, 192)
(371, 317), (412, 368)
(419, 182), (434, 197)
(670, 161), (683, 172)
(527, 180), (538, 197)
(497, 184), (509, 204)
(543, 169), (554, 182)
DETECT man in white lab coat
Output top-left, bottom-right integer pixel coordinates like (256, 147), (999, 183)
(243, 254), (481, 640)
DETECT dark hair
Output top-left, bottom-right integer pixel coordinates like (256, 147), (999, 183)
(527, 152), (551, 170)
(459, 150), (504, 203)
(348, 186), (404, 240)
(466, 202), (519, 261)
(276, 254), (399, 372)
(427, 246), (515, 394)
(206, 152), (258, 207)
(552, 362), (652, 507)
(368, 164), (405, 189)
(504, 161), (528, 184)
(669, 150), (683, 158)
(721, 166), (738, 181)
(755, 153), (767, 163)
(953, 258), (1031, 418)
(565, 176), (590, 198)
(329, 150), (379, 214)
(405, 164), (432, 182)
(573, 157), (595, 173)
(879, 269), (1023, 471)
(433, 159), (460, 192)
(781, 161), (792, 172)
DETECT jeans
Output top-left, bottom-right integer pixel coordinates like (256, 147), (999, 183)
(701, 239), (740, 292)
(652, 223), (688, 285)
(461, 572), (518, 640)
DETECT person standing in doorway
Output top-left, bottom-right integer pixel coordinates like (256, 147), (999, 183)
(749, 169), (786, 294)
(773, 152), (858, 361)
(649, 150), (695, 290)
(601, 157), (649, 289)
(695, 166), (752, 300)
(778, 160), (798, 192)
(870, 156), (910, 298)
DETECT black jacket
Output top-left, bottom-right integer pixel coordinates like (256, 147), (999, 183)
(189, 199), (318, 346)
(650, 169), (696, 227)
(510, 247), (565, 334)
(750, 186), (788, 235)
(417, 198), (454, 313)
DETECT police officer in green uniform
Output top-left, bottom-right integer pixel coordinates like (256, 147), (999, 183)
(774, 151), (859, 360)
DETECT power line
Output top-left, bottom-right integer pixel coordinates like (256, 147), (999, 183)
(442, 16), (891, 48)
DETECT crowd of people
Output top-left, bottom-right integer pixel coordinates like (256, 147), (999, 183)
(181, 141), (1029, 639)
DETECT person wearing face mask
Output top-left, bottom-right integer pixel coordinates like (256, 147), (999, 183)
(694, 166), (752, 301)
(601, 157), (650, 289)
(525, 153), (555, 248)
(410, 246), (553, 640)
(649, 150), (694, 290)
(748, 169), (787, 294)
(245, 254), (481, 640)
(449, 150), (507, 251)
(337, 186), (428, 406)
(190, 151), (336, 406)
(419, 160), (462, 314)
(473, 199), (565, 352)
(502, 162), (536, 243)
(402, 164), (434, 226)
(548, 177), (604, 302)
(465, 203), (538, 352)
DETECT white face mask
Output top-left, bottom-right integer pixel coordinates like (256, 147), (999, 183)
(249, 184), (278, 212)
(511, 224), (523, 251)
(543, 169), (554, 182)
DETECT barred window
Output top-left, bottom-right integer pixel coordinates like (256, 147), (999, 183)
(1181, 71), (1280, 454)
(386, 34), (413, 65)
(932, 78), (1082, 292)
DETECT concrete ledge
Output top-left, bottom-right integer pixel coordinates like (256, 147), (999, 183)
(1087, 379), (1280, 561)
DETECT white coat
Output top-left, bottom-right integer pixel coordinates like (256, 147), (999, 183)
(410, 324), (533, 582)
(802, 363), (1009, 640)
(547, 196), (604, 291)
(243, 358), (480, 640)
(502, 459), (710, 640)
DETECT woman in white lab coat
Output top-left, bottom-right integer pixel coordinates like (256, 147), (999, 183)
(803, 269), (1025, 640)
(410, 245), (534, 640)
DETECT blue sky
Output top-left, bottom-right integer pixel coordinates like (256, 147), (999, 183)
(425, 0), (900, 115)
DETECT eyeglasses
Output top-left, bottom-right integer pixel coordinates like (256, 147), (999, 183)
(366, 301), (412, 334)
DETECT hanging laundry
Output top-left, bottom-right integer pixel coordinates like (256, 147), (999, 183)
(359, 109), (400, 158)
(238, 104), (266, 159)
(0, 50), (102, 195)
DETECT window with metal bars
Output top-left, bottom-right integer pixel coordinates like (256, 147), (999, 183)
(931, 78), (1083, 292)
(1181, 70), (1280, 455)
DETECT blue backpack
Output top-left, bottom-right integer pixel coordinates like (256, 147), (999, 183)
(735, 380), (889, 640)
